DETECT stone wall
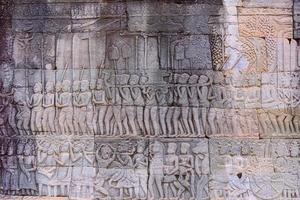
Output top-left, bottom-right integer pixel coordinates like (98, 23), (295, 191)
(0, 0), (300, 199)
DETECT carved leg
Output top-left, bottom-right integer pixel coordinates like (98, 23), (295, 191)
(97, 106), (106, 135)
(181, 107), (190, 135)
(173, 107), (181, 136)
(113, 106), (123, 135)
(159, 106), (168, 136)
(86, 111), (94, 135)
(136, 106), (144, 133)
(127, 106), (138, 136)
(104, 106), (113, 135)
(144, 106), (151, 136)
(192, 107), (201, 136)
(30, 111), (36, 133)
(150, 106), (159, 136)
(42, 109), (49, 132)
(166, 107), (174, 136)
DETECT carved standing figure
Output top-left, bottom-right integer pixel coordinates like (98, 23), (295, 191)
(27, 82), (43, 133)
(42, 81), (56, 134)
(144, 83), (159, 136)
(72, 80), (81, 134)
(56, 80), (74, 135)
(18, 140), (37, 195)
(14, 92), (30, 135)
(93, 78), (107, 135)
(74, 80), (94, 135)
(178, 143), (195, 199)
(163, 143), (184, 198)
(133, 141), (148, 199)
(176, 73), (192, 135)
(197, 74), (213, 135)
(187, 75), (201, 136)
(149, 141), (164, 199)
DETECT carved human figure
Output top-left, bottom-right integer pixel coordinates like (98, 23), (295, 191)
(166, 75), (176, 136)
(2, 141), (19, 195)
(14, 92), (30, 135)
(155, 85), (169, 137)
(187, 75), (201, 136)
(131, 75), (148, 134)
(81, 143), (95, 198)
(133, 141), (148, 199)
(110, 75), (124, 136)
(56, 80), (74, 135)
(175, 73), (192, 135)
(197, 74), (213, 134)
(149, 141), (164, 199)
(93, 78), (107, 135)
(55, 143), (71, 196)
(208, 72), (226, 135)
(108, 44), (120, 70)
(95, 144), (116, 198)
(74, 80), (94, 135)
(109, 152), (137, 199)
(119, 74), (137, 136)
(143, 82), (159, 136)
(54, 82), (62, 132)
(27, 82), (43, 133)
(178, 143), (195, 198)
(42, 81), (56, 134)
(72, 80), (81, 134)
(0, 86), (14, 136)
(18, 140), (37, 195)
(174, 42), (185, 69)
(192, 145), (208, 199)
(36, 142), (57, 196)
(102, 75), (114, 136)
(163, 143), (184, 198)
(121, 43), (132, 72)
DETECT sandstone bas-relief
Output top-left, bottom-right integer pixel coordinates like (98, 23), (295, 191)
(0, 0), (300, 199)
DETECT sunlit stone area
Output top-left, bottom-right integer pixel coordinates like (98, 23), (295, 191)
(0, 0), (300, 199)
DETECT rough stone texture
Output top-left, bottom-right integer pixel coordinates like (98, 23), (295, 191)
(0, 0), (300, 199)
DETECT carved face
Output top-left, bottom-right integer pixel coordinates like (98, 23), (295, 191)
(55, 82), (62, 92)
(33, 82), (42, 93)
(167, 143), (177, 154)
(80, 80), (89, 92)
(96, 79), (104, 89)
(14, 92), (23, 102)
(17, 143), (24, 154)
(178, 73), (190, 84)
(24, 143), (32, 156)
(136, 141), (146, 153)
(7, 143), (14, 155)
(198, 75), (209, 84)
(129, 74), (139, 85)
(188, 75), (199, 84)
(180, 143), (190, 154)
(45, 82), (54, 93)
(100, 145), (113, 159)
(139, 76), (148, 85)
(73, 81), (80, 91)
(62, 80), (71, 92)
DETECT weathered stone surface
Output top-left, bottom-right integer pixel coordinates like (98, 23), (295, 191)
(210, 138), (300, 199)
(1, 0), (300, 199)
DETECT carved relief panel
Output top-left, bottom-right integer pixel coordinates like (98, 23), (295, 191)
(210, 139), (300, 200)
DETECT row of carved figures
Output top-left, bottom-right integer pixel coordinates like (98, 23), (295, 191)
(0, 72), (299, 136)
(13, 73), (214, 136)
(0, 139), (208, 199)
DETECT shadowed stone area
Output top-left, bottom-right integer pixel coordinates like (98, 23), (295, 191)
(0, 0), (300, 199)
